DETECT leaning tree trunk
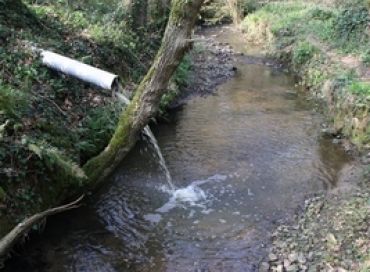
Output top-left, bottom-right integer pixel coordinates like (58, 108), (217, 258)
(83, 0), (205, 186)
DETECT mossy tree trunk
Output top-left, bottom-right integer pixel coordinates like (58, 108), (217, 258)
(83, 0), (205, 186)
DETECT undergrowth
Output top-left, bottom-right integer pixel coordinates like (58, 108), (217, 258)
(0, 0), (168, 230)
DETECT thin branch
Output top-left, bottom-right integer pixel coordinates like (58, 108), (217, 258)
(0, 195), (84, 259)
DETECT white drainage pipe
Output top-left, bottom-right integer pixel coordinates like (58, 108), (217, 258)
(41, 50), (119, 90)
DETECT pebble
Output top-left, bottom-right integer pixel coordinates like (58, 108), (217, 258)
(259, 262), (269, 272)
(288, 252), (298, 263)
(269, 253), (278, 262)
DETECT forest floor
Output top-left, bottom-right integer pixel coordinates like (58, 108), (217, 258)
(0, 0), (165, 240)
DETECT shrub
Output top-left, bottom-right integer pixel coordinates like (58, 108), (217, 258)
(333, 5), (370, 51)
(0, 83), (28, 119)
(292, 41), (317, 67)
(309, 8), (334, 20)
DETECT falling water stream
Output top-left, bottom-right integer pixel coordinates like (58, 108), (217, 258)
(4, 26), (354, 272)
(115, 92), (175, 190)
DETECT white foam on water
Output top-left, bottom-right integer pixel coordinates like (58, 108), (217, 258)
(143, 213), (162, 224)
(156, 174), (228, 213)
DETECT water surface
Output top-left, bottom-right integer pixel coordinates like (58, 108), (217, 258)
(5, 26), (352, 272)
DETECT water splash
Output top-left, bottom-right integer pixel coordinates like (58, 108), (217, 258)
(156, 174), (227, 213)
(115, 90), (175, 190)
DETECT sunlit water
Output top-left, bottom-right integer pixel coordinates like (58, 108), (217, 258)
(5, 27), (352, 272)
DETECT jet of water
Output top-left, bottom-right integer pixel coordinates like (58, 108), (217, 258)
(115, 88), (175, 191)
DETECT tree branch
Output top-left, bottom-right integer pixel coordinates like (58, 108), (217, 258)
(0, 195), (84, 260)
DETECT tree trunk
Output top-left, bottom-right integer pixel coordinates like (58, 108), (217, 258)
(83, 0), (205, 186)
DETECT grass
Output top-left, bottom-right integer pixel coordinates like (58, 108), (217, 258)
(242, 0), (370, 54)
(349, 81), (370, 96)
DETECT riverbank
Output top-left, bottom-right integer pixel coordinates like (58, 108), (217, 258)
(242, 0), (370, 151)
(240, 1), (370, 270)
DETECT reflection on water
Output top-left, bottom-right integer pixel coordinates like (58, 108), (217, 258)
(4, 27), (352, 272)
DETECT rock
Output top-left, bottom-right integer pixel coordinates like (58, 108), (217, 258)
(276, 264), (284, 272)
(283, 259), (291, 268)
(297, 253), (306, 264)
(326, 233), (338, 248)
(269, 253), (278, 262)
(259, 262), (270, 272)
(286, 264), (299, 271)
(288, 252), (298, 263)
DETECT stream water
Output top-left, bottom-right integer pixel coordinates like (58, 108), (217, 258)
(5, 27), (353, 272)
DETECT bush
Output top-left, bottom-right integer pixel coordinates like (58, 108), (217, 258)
(0, 83), (28, 119)
(242, 0), (260, 15)
(333, 5), (370, 51)
(292, 41), (317, 67)
(309, 8), (334, 20)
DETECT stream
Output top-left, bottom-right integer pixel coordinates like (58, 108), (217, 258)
(5, 27), (353, 272)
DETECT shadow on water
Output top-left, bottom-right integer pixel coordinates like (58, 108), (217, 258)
(4, 26), (353, 272)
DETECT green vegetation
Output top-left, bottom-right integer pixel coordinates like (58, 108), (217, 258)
(242, 0), (370, 149)
(201, 0), (264, 25)
(0, 0), (183, 234)
(349, 81), (370, 96)
(292, 41), (317, 67)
